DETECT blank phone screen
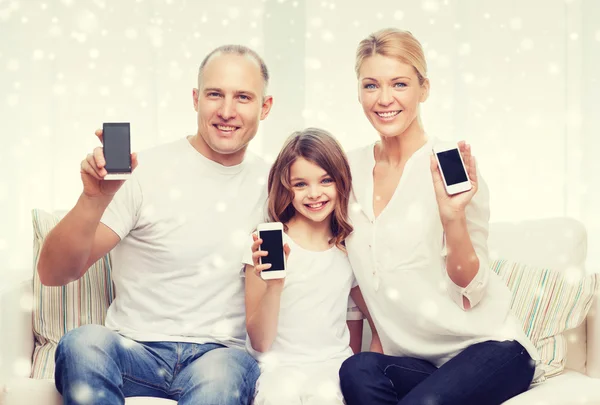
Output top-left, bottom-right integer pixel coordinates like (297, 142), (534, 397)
(103, 123), (131, 173)
(436, 149), (468, 185)
(259, 230), (285, 271)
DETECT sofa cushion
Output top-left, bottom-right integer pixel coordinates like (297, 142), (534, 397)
(31, 209), (114, 379)
(492, 259), (599, 379)
(2, 378), (177, 405)
(501, 370), (600, 404)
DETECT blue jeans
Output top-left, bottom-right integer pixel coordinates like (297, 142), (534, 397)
(55, 324), (259, 405)
(339, 340), (534, 405)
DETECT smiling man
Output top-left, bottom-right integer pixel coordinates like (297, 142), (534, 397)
(38, 45), (273, 405)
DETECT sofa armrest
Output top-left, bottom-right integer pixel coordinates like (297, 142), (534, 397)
(586, 279), (600, 378)
(0, 275), (34, 386)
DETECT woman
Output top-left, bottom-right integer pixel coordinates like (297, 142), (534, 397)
(339, 28), (540, 405)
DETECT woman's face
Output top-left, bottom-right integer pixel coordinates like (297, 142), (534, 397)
(358, 54), (429, 138)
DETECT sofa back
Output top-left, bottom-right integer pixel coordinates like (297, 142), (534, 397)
(488, 217), (595, 375)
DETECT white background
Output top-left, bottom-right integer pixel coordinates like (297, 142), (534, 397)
(1, 0), (599, 277)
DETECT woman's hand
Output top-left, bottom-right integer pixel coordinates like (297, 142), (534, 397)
(250, 233), (290, 287)
(430, 141), (478, 223)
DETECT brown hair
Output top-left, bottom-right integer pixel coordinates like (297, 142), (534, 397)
(355, 28), (427, 85)
(267, 128), (353, 251)
(199, 44), (269, 96)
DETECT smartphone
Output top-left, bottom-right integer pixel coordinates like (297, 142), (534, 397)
(102, 122), (132, 180)
(432, 143), (472, 195)
(256, 222), (286, 280)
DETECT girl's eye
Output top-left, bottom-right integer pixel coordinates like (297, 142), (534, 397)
(322, 178), (334, 184)
(293, 182), (306, 188)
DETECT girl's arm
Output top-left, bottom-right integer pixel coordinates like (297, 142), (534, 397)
(350, 286), (383, 353)
(245, 263), (285, 353)
(347, 319), (363, 354)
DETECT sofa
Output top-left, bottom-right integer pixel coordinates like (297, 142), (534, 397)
(1, 217), (599, 404)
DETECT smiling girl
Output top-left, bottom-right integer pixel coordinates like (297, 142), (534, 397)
(243, 128), (379, 405)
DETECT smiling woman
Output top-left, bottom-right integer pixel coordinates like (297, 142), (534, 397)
(339, 28), (540, 405)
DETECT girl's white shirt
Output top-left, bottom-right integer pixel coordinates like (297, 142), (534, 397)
(243, 233), (357, 367)
(345, 138), (541, 378)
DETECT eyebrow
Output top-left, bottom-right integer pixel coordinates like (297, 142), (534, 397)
(204, 87), (258, 98)
(290, 173), (330, 181)
(361, 76), (412, 82)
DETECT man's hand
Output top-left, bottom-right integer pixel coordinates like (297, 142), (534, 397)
(80, 129), (138, 199)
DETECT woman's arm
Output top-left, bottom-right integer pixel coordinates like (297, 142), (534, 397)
(431, 142), (490, 310)
(245, 263), (284, 353)
(350, 286), (383, 353)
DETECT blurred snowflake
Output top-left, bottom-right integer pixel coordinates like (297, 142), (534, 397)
(393, 10), (404, 21)
(422, 0), (440, 13)
(71, 382), (93, 404)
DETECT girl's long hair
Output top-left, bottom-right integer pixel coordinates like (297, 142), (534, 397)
(267, 128), (353, 251)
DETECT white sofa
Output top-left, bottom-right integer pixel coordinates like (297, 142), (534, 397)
(1, 218), (599, 404)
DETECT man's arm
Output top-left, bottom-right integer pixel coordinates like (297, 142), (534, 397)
(37, 194), (120, 286)
(37, 128), (137, 286)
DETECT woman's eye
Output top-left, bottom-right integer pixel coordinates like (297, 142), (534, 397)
(394, 82), (407, 88)
(364, 83), (376, 90)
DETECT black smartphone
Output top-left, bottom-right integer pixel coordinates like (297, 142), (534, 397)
(102, 123), (132, 180)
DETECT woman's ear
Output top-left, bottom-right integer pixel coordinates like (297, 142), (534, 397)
(420, 78), (430, 103)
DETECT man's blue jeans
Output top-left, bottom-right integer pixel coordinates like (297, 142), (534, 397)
(339, 340), (535, 405)
(55, 324), (259, 405)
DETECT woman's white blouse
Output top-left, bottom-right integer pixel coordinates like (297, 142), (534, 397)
(345, 139), (540, 369)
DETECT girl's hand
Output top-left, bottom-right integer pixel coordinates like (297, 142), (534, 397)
(430, 141), (478, 222)
(250, 233), (290, 286)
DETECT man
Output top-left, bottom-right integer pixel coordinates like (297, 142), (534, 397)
(38, 45), (273, 405)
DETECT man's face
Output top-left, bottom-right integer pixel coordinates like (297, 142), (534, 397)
(193, 53), (272, 165)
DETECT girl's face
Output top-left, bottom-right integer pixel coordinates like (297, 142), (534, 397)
(358, 54), (429, 138)
(289, 157), (338, 225)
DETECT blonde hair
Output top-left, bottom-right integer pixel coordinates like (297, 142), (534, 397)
(355, 28), (427, 85)
(267, 128), (353, 252)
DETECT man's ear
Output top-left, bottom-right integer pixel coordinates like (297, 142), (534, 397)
(420, 78), (430, 103)
(193, 88), (200, 112)
(260, 95), (273, 120)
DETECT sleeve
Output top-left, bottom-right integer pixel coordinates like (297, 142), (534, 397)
(100, 175), (142, 239)
(347, 291), (365, 321)
(240, 234), (255, 277)
(442, 172), (491, 310)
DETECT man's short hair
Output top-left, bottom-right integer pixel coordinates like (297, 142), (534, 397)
(198, 45), (269, 96)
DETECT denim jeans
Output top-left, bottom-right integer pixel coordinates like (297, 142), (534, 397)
(55, 324), (259, 405)
(339, 340), (535, 405)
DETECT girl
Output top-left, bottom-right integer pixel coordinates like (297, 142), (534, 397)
(243, 128), (379, 405)
(338, 28), (540, 405)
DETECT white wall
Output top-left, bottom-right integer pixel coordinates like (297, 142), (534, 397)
(1, 0), (599, 275)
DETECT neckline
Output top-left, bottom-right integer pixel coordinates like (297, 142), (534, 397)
(366, 136), (433, 221)
(184, 136), (246, 175)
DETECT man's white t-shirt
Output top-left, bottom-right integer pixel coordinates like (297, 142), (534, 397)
(243, 234), (357, 366)
(101, 137), (269, 348)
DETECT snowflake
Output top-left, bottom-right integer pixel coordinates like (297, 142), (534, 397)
(71, 382), (93, 404)
(393, 10), (404, 21)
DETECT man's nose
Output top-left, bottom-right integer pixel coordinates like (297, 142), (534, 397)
(218, 98), (236, 120)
